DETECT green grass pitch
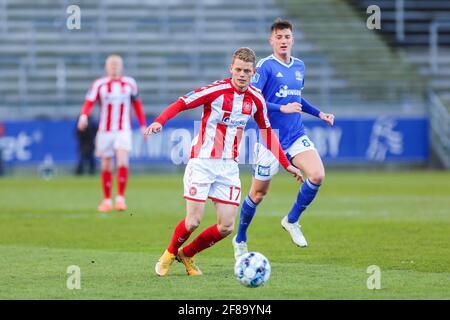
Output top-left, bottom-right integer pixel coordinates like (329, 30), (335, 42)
(0, 170), (449, 299)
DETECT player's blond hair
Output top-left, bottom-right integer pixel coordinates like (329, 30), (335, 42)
(232, 47), (257, 67)
(106, 54), (123, 64)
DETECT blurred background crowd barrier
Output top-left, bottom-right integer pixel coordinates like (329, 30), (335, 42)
(0, 0), (449, 174)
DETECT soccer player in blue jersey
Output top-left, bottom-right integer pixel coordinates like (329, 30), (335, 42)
(233, 18), (335, 259)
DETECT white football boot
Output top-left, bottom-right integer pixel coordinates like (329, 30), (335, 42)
(232, 235), (248, 261)
(281, 216), (308, 247)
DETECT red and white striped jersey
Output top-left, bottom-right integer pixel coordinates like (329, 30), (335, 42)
(155, 78), (273, 162)
(81, 76), (146, 132)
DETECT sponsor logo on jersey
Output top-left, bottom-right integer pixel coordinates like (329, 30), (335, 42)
(222, 116), (247, 128)
(275, 85), (302, 98)
(104, 94), (123, 103)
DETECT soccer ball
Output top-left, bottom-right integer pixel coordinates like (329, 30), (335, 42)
(234, 252), (271, 288)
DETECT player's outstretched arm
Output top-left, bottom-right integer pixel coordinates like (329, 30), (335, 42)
(145, 82), (215, 136)
(144, 96), (203, 136)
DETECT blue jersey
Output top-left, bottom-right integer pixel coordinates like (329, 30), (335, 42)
(252, 54), (319, 150)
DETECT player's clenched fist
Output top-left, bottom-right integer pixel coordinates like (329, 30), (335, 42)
(144, 122), (162, 136)
(319, 112), (335, 126)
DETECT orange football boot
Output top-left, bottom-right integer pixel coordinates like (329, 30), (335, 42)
(114, 196), (127, 211)
(176, 249), (203, 276)
(97, 199), (113, 213)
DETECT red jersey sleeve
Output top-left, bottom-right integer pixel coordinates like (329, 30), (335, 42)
(85, 79), (101, 103)
(80, 79), (102, 116)
(132, 99), (146, 127)
(154, 99), (189, 125)
(80, 100), (95, 117)
(155, 81), (228, 125)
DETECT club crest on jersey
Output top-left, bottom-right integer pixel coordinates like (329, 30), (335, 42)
(242, 101), (252, 115)
(189, 186), (197, 196)
(252, 73), (260, 83)
(295, 71), (303, 82)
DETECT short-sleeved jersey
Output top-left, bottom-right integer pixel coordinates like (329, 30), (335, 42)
(178, 78), (271, 162)
(252, 54), (306, 149)
(85, 76), (139, 132)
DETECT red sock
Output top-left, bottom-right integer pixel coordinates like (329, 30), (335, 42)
(117, 166), (128, 197)
(167, 219), (193, 254)
(182, 224), (225, 257)
(101, 171), (112, 199)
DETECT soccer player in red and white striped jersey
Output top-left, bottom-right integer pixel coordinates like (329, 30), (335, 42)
(77, 55), (147, 213)
(145, 47), (303, 277)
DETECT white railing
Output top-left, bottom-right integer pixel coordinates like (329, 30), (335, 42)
(429, 19), (450, 74)
(429, 90), (450, 168)
(0, 0), (7, 35)
(1, 0), (410, 116)
(395, 0), (405, 42)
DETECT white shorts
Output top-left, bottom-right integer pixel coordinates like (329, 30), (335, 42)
(95, 130), (132, 158)
(253, 135), (316, 181)
(183, 158), (241, 206)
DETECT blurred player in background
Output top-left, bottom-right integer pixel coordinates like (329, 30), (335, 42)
(77, 54), (147, 212)
(233, 19), (335, 259)
(75, 116), (97, 176)
(145, 47), (302, 276)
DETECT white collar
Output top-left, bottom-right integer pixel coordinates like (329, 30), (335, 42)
(271, 54), (295, 68)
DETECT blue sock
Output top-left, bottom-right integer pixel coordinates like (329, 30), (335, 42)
(287, 179), (321, 223)
(236, 195), (258, 243)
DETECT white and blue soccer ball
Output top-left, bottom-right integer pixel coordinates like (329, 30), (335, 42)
(234, 252), (271, 288)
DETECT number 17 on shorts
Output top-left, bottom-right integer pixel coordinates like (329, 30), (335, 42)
(229, 186), (241, 203)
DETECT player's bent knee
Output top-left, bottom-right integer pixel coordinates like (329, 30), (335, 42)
(250, 190), (267, 204)
(185, 218), (201, 232)
(101, 157), (113, 171)
(309, 171), (325, 185)
(217, 223), (234, 236)
(117, 161), (129, 168)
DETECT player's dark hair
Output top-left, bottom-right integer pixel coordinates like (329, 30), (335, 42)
(270, 18), (293, 32)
